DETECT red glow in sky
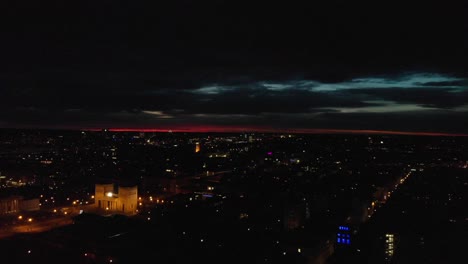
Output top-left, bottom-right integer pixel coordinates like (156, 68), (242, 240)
(84, 125), (468, 137)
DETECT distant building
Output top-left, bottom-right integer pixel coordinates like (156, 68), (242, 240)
(0, 196), (40, 214)
(19, 198), (40, 211)
(0, 172), (6, 185)
(94, 183), (138, 215)
(384, 233), (396, 263)
(336, 225), (352, 246)
(0, 196), (20, 214)
(195, 142), (201, 153)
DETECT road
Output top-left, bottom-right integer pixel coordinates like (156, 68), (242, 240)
(0, 216), (74, 239)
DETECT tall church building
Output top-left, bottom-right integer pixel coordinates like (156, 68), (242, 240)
(95, 183), (138, 215)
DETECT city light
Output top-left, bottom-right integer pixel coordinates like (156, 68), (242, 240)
(0, 127), (464, 262)
(385, 233), (395, 259)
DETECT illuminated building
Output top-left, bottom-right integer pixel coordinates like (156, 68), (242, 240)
(0, 196), (40, 214)
(19, 198), (40, 211)
(0, 196), (20, 214)
(95, 183), (138, 215)
(336, 226), (352, 246)
(195, 142), (201, 153)
(385, 233), (395, 262)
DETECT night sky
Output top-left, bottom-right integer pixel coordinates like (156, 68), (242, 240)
(1, 1), (467, 134)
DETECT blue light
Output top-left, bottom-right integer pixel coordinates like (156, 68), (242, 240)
(346, 239), (350, 244)
(337, 233), (341, 237)
(337, 238), (341, 243)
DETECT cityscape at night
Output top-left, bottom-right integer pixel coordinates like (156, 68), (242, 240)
(1, 1), (467, 263)
(0, 130), (466, 263)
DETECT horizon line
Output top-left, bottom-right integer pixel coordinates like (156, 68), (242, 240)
(80, 127), (468, 137)
(1, 126), (468, 137)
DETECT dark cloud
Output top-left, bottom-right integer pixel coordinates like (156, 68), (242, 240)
(180, 88), (375, 115)
(345, 88), (468, 109)
(417, 81), (467, 87)
(314, 111), (468, 134)
(1, 1), (468, 132)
